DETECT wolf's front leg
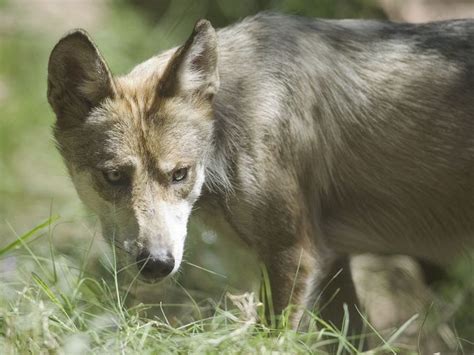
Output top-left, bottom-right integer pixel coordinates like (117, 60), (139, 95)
(259, 240), (361, 332)
(259, 240), (320, 328)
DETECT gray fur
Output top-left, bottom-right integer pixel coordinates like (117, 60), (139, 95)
(207, 13), (473, 259)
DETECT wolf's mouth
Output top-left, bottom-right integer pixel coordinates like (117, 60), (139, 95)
(136, 274), (167, 284)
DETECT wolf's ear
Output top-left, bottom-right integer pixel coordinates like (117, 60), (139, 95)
(159, 19), (219, 100)
(47, 29), (115, 128)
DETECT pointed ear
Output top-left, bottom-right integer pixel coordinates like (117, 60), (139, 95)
(47, 29), (115, 128)
(159, 19), (219, 100)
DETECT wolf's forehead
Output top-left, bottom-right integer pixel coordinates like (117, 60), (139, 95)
(95, 109), (155, 158)
(92, 96), (211, 166)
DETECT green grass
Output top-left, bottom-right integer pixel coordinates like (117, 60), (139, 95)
(0, 219), (417, 354)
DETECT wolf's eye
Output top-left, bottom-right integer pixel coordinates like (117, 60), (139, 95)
(103, 170), (127, 186)
(172, 167), (188, 183)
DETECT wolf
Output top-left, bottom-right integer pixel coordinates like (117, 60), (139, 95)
(47, 12), (473, 333)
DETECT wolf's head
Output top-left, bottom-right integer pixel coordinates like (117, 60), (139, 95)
(47, 20), (219, 283)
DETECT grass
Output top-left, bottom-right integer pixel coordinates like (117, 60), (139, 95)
(1, 218), (419, 354)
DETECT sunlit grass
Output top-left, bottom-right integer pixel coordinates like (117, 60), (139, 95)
(1, 218), (438, 353)
(0, 218), (358, 353)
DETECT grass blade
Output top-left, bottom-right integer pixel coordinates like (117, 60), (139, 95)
(0, 215), (59, 256)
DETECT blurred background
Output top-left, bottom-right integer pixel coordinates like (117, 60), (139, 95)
(0, 0), (473, 344)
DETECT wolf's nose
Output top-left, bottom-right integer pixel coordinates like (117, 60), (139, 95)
(136, 251), (175, 280)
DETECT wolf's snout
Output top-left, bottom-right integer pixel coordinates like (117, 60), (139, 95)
(136, 251), (175, 281)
